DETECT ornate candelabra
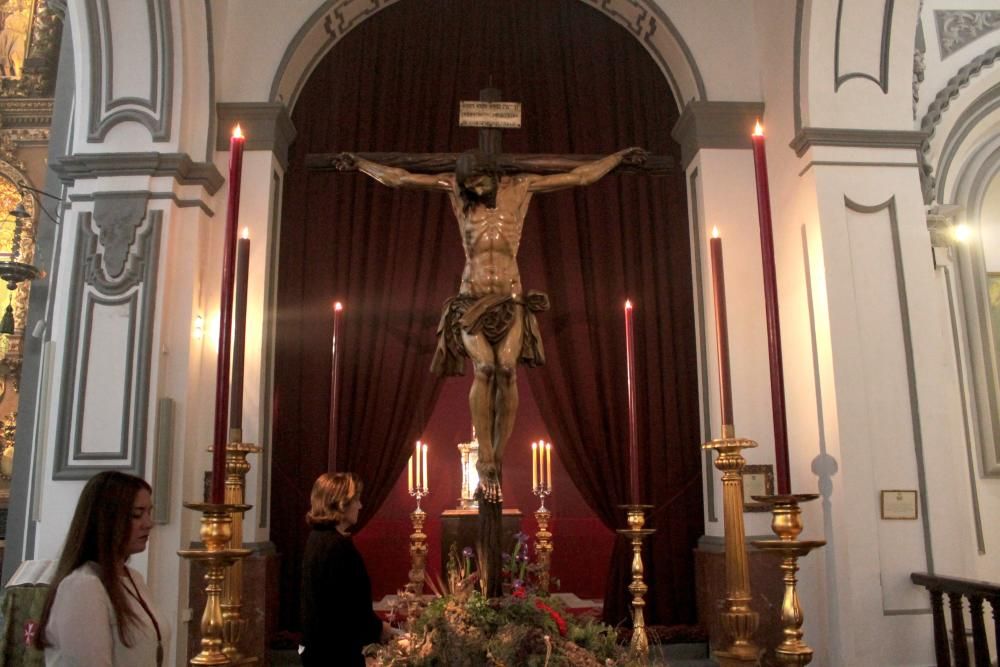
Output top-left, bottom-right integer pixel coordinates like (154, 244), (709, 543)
(219, 433), (260, 664)
(702, 428), (762, 666)
(617, 504), (655, 659)
(178, 502), (251, 666)
(751, 494), (825, 666)
(407, 486), (428, 594)
(532, 478), (553, 593)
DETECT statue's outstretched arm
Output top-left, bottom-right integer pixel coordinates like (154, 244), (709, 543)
(333, 153), (452, 191)
(526, 147), (647, 193)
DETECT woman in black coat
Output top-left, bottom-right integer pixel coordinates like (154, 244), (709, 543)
(300, 472), (391, 666)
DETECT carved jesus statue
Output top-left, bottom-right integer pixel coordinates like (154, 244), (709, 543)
(334, 147), (646, 504)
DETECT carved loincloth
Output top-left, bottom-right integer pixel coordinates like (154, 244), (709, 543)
(430, 291), (550, 376)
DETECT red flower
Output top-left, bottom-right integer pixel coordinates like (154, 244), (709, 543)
(512, 586), (527, 599)
(534, 599), (568, 636)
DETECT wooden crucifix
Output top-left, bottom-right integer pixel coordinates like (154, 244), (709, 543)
(308, 87), (671, 597)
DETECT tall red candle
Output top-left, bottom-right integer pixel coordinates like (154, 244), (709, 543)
(624, 300), (640, 504)
(709, 228), (734, 430)
(212, 124), (245, 504)
(328, 301), (343, 470)
(229, 228), (250, 435)
(751, 121), (791, 495)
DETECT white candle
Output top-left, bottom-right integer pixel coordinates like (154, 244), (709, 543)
(532, 441), (538, 490)
(422, 443), (429, 492)
(408, 456), (413, 493)
(415, 441), (421, 490)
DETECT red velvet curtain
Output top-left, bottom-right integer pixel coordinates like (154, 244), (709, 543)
(271, 0), (702, 632)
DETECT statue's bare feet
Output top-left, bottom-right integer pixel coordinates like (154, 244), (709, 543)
(476, 461), (503, 504)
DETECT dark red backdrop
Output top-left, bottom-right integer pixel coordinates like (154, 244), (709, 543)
(271, 0), (703, 634)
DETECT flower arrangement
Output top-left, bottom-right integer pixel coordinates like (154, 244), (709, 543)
(366, 538), (644, 666)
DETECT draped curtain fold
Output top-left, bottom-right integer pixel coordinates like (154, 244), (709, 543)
(271, 0), (702, 632)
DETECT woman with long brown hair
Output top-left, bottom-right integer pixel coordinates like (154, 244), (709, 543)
(35, 470), (167, 666)
(299, 472), (393, 666)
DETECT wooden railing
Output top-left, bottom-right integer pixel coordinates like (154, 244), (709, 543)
(911, 572), (999, 666)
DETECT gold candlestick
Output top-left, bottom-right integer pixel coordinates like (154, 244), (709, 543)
(617, 504), (655, 659)
(532, 479), (553, 592)
(220, 435), (260, 664)
(407, 488), (428, 594)
(751, 494), (825, 666)
(703, 431), (762, 666)
(178, 502), (252, 666)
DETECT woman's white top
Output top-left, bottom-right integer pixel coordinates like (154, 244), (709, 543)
(44, 562), (170, 667)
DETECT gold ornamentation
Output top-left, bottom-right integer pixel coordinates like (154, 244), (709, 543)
(702, 433), (762, 666)
(220, 437), (260, 664)
(617, 504), (655, 659)
(407, 507), (428, 594)
(751, 494), (825, 666)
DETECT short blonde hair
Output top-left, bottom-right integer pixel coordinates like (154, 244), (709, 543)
(306, 472), (362, 525)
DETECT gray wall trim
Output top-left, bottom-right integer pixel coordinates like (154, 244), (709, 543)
(844, 196), (935, 576)
(3, 13), (77, 582)
(153, 397), (174, 524)
(51, 152), (223, 194)
(86, 0), (173, 142)
(216, 102), (297, 169)
(932, 82), (1000, 205)
(798, 160), (920, 177)
(271, 0), (705, 111)
(793, 0), (805, 134)
(834, 0), (894, 93)
(71, 293), (137, 461)
(918, 44), (1000, 203)
(259, 169), (284, 528)
(791, 127), (927, 157)
(687, 167), (716, 523)
(935, 10), (1000, 60)
(52, 204), (162, 479)
(671, 101), (764, 169)
(938, 263), (986, 553)
(883, 608), (931, 616)
(68, 190), (215, 216)
(204, 0), (217, 163)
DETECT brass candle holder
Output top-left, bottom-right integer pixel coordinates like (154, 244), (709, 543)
(751, 494), (825, 666)
(702, 429), (762, 666)
(617, 504), (655, 659)
(178, 502), (252, 666)
(532, 482), (553, 593)
(220, 434), (260, 664)
(407, 488), (428, 594)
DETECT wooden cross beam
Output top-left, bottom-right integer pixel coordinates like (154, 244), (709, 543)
(305, 87), (677, 175)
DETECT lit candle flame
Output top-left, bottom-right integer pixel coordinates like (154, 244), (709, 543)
(712, 226), (720, 239)
(625, 299), (632, 310)
(753, 120), (764, 137)
(232, 124), (243, 139)
(334, 301), (343, 312)
(241, 227), (249, 239)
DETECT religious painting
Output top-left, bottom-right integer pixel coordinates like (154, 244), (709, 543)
(990, 273), (1000, 362)
(742, 464), (774, 512)
(0, 0), (34, 80)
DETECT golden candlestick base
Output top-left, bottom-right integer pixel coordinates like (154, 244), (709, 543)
(533, 506), (553, 593)
(407, 503), (428, 594)
(751, 494), (825, 667)
(617, 504), (655, 660)
(703, 433), (762, 666)
(221, 439), (261, 664)
(179, 502), (252, 666)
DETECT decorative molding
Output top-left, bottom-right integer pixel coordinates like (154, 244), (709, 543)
(931, 82), (1000, 205)
(935, 10), (1000, 59)
(216, 102), (297, 168)
(834, 0), (894, 93)
(273, 0), (705, 110)
(53, 198), (161, 479)
(844, 196), (935, 584)
(794, 0), (805, 134)
(68, 190), (214, 216)
(152, 397), (173, 524)
(790, 127), (927, 157)
(919, 46), (1000, 203)
(670, 101), (763, 169)
(913, 12), (926, 119)
(51, 152), (223, 194)
(85, 0), (173, 142)
(0, 128), (51, 148)
(0, 98), (55, 129)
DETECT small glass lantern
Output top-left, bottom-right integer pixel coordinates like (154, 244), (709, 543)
(457, 428), (479, 509)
